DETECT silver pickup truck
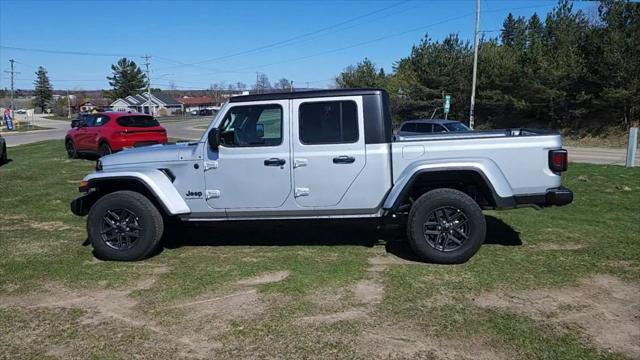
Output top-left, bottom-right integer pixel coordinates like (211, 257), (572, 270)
(71, 89), (572, 263)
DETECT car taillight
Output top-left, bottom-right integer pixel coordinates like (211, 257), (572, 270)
(549, 149), (568, 172)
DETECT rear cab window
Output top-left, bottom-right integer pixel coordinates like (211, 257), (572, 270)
(116, 116), (160, 127)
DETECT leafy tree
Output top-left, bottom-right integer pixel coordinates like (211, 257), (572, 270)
(106, 58), (147, 100)
(33, 66), (53, 112)
(335, 58), (387, 88)
(275, 78), (293, 90)
(254, 73), (271, 93)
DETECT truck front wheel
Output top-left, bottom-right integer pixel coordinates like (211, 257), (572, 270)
(407, 188), (486, 264)
(87, 190), (164, 261)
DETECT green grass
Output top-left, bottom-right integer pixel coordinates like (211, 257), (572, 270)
(0, 140), (638, 359)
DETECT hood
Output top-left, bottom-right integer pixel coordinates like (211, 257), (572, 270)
(100, 142), (196, 167)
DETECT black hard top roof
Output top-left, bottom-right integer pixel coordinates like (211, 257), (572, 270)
(228, 88), (386, 103)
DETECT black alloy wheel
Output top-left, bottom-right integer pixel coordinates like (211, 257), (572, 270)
(100, 209), (142, 250)
(423, 206), (469, 252)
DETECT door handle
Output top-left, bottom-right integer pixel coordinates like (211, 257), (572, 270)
(333, 155), (355, 164)
(264, 158), (286, 166)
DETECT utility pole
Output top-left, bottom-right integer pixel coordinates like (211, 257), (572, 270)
(4, 59), (19, 114)
(66, 88), (72, 118)
(142, 54), (152, 115)
(469, 0), (480, 130)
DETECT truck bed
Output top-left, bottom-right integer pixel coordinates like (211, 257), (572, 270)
(390, 129), (564, 198)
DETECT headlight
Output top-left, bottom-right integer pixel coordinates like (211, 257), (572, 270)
(95, 160), (103, 171)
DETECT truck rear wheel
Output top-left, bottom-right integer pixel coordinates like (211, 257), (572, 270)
(407, 188), (486, 264)
(87, 190), (164, 261)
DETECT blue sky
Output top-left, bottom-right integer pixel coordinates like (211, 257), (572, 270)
(0, 0), (594, 91)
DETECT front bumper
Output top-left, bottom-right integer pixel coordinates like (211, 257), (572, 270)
(514, 186), (574, 208)
(70, 191), (99, 216)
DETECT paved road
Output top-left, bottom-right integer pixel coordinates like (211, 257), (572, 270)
(2, 116), (638, 166)
(1, 114), (70, 147)
(565, 146), (639, 166)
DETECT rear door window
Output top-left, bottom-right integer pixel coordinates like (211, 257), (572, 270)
(299, 101), (358, 144)
(116, 116), (160, 127)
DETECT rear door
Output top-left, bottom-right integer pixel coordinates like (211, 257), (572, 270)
(291, 96), (366, 207)
(76, 115), (95, 150)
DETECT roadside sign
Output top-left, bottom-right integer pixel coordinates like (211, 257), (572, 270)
(444, 95), (451, 114)
(3, 108), (14, 131)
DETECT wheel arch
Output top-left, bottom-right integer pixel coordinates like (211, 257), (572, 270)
(384, 163), (516, 212)
(80, 171), (190, 217)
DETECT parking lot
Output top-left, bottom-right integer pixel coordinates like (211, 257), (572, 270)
(0, 140), (638, 359)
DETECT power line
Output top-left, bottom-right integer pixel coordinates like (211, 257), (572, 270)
(225, 3), (558, 73)
(155, 0), (410, 71)
(0, 45), (139, 58)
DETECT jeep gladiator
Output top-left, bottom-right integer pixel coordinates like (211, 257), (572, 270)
(71, 89), (573, 263)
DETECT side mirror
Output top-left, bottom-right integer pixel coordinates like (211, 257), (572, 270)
(70, 120), (80, 128)
(256, 123), (264, 138)
(208, 128), (220, 150)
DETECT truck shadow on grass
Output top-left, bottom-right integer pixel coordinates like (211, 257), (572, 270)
(159, 215), (521, 263)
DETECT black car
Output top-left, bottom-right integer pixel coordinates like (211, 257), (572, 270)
(397, 119), (471, 136)
(70, 113), (90, 128)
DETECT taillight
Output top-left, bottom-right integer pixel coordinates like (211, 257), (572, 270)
(549, 149), (568, 172)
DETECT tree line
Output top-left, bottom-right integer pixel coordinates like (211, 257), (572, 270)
(335, 0), (639, 133)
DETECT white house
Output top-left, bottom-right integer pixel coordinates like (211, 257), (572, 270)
(110, 93), (183, 115)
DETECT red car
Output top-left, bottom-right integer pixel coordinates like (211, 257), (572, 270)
(65, 112), (167, 158)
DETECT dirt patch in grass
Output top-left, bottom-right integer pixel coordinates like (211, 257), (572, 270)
(296, 309), (370, 325)
(474, 275), (640, 358)
(29, 221), (71, 231)
(0, 266), (282, 359)
(296, 257), (387, 327)
(536, 242), (586, 251)
(353, 280), (384, 305)
(357, 325), (509, 360)
(234, 270), (290, 286)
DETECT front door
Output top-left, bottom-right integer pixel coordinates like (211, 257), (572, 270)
(204, 100), (291, 209)
(291, 97), (366, 207)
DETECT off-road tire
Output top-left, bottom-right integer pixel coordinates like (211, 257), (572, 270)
(407, 188), (486, 264)
(87, 190), (164, 261)
(65, 139), (77, 159)
(99, 142), (112, 157)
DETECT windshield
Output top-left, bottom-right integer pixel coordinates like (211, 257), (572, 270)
(443, 122), (471, 132)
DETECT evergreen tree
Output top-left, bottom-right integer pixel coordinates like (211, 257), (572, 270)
(33, 66), (53, 113)
(106, 58), (147, 100)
